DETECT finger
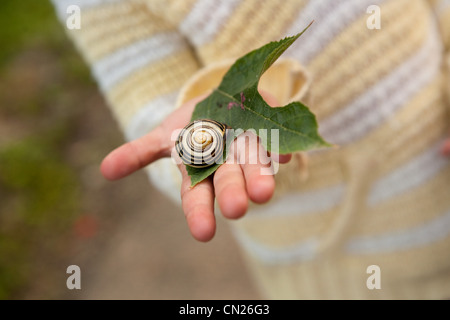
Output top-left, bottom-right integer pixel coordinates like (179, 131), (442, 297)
(441, 138), (450, 156)
(237, 132), (276, 204)
(213, 161), (248, 220)
(268, 152), (292, 164)
(100, 95), (208, 181)
(179, 163), (216, 242)
(100, 126), (167, 180)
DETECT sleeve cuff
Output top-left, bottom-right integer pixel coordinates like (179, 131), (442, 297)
(175, 57), (312, 108)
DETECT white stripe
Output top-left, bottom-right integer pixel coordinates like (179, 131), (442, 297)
(285, 0), (340, 37)
(125, 92), (179, 141)
(319, 22), (442, 145)
(285, 0), (340, 62)
(51, 0), (123, 21)
(368, 139), (449, 205)
(285, 0), (386, 64)
(180, 0), (241, 47)
(92, 32), (187, 91)
(246, 184), (345, 219)
(435, 0), (450, 14)
(347, 210), (450, 254)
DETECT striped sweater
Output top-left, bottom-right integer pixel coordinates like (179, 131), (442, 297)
(52, 0), (450, 299)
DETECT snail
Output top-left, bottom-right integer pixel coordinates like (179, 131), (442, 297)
(175, 119), (228, 168)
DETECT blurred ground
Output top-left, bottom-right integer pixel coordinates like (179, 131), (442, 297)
(0, 0), (260, 300)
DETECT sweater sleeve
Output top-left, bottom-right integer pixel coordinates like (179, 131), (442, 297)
(50, 0), (200, 141)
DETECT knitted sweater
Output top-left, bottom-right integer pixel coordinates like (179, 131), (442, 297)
(52, 0), (450, 299)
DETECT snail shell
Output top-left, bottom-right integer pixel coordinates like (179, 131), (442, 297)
(175, 119), (228, 168)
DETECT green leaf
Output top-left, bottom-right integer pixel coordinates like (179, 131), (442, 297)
(187, 21), (331, 186)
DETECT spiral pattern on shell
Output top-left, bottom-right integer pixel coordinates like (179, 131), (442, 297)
(175, 119), (228, 168)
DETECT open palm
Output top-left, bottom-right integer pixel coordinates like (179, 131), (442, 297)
(100, 93), (291, 242)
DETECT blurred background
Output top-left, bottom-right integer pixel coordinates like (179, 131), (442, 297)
(0, 0), (260, 299)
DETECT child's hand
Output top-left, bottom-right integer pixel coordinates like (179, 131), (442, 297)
(100, 93), (291, 242)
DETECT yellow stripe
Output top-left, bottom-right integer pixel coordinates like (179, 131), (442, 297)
(356, 165), (450, 235)
(346, 235), (450, 283)
(274, 150), (344, 194)
(236, 208), (337, 248)
(198, 0), (308, 64)
(106, 50), (199, 128)
(309, 0), (427, 120)
(72, 2), (174, 62)
(144, 0), (198, 26)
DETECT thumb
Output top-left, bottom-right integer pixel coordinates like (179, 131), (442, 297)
(100, 126), (167, 180)
(100, 94), (208, 181)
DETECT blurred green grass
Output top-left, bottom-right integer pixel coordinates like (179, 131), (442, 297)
(0, 0), (95, 299)
(0, 1), (59, 69)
